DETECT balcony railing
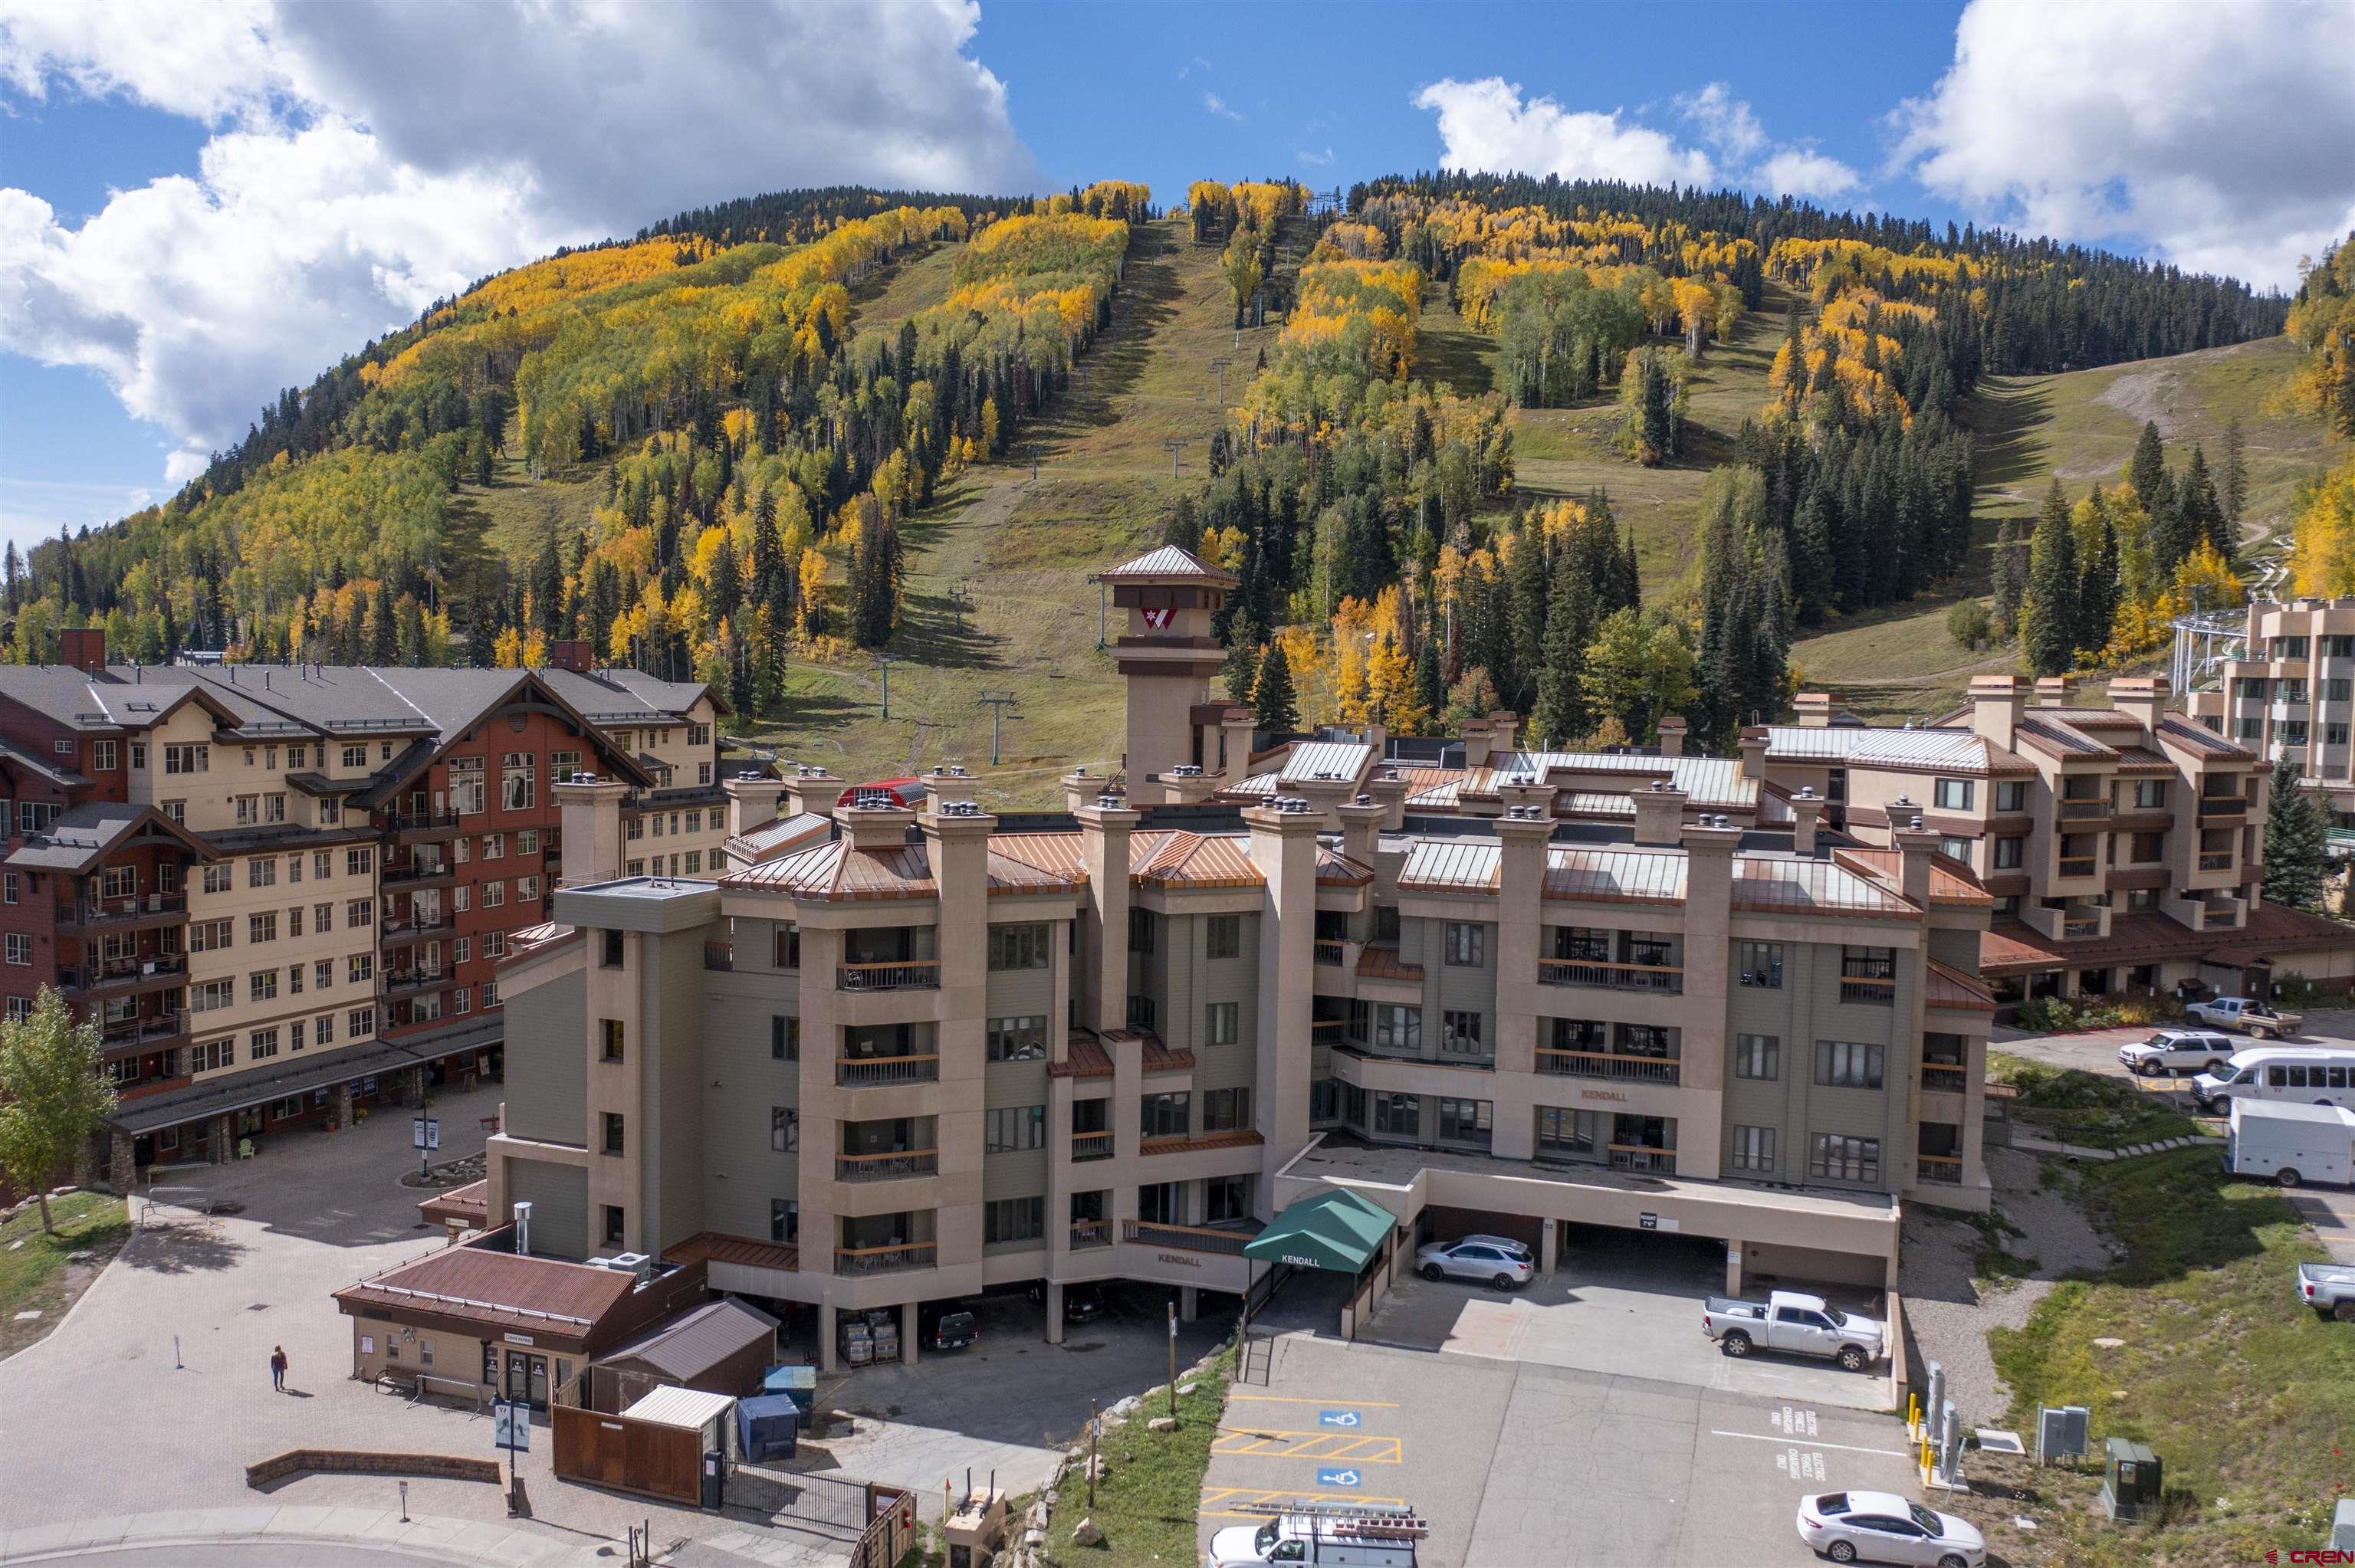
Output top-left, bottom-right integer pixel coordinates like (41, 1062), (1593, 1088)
(62, 954), (185, 993)
(1122, 1219), (1256, 1255)
(1536, 959), (1683, 994)
(2061, 917), (2102, 939)
(1919, 1064), (1969, 1095)
(833, 1242), (937, 1276)
(1607, 1144), (1677, 1175)
(379, 914), (448, 940)
(703, 942), (734, 971)
(2201, 900), (2242, 928)
(836, 1149), (939, 1182)
(1916, 1155), (1964, 1186)
(101, 1013), (187, 1048)
(1070, 1130), (1114, 1162)
(1069, 1220), (1112, 1250)
(1533, 1048), (1680, 1085)
(383, 861), (455, 887)
(836, 1054), (940, 1087)
(59, 894), (186, 928)
(2198, 852), (2235, 871)
(2057, 799), (2108, 819)
(384, 969), (446, 996)
(1312, 940), (1346, 967)
(390, 811), (461, 834)
(2056, 857), (2097, 877)
(1838, 976), (1896, 1006)
(2197, 795), (2247, 819)
(836, 959), (940, 993)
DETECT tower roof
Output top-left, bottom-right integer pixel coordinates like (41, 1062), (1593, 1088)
(1093, 544), (1240, 587)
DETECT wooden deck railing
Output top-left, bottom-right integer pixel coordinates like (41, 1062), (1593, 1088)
(836, 1054), (941, 1087)
(1069, 1130), (1114, 1161)
(836, 1149), (939, 1181)
(1122, 1220), (1254, 1255)
(1536, 959), (1683, 994)
(1069, 1220), (1112, 1250)
(833, 1242), (937, 1276)
(836, 959), (941, 992)
(1533, 1048), (1680, 1085)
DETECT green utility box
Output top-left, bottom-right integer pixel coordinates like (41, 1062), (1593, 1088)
(2100, 1437), (2163, 1522)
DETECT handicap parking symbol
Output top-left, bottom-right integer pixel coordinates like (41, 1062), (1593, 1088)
(1317, 1468), (1363, 1488)
(1318, 1409), (1361, 1429)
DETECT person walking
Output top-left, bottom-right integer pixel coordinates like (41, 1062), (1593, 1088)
(271, 1345), (287, 1393)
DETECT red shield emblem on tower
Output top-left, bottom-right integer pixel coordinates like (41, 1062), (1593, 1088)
(1141, 607), (1175, 630)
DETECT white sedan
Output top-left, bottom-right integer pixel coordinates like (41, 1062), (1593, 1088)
(1796, 1490), (1985, 1567)
(1414, 1238), (1534, 1289)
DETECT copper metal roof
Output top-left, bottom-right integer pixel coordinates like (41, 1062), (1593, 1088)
(1132, 830), (1265, 888)
(334, 1239), (636, 1340)
(721, 838), (938, 900)
(1730, 857), (1913, 917)
(1764, 723), (2036, 776)
(1830, 847), (1996, 907)
(2159, 716), (2252, 758)
(1095, 545), (1239, 585)
(1981, 901), (2355, 976)
(1049, 1032), (1115, 1078)
(1543, 847), (1691, 904)
(1279, 741), (1374, 782)
(1398, 838), (1502, 892)
(1356, 944), (1424, 982)
(1316, 845), (1375, 886)
(1925, 959), (1997, 1012)
(665, 1231), (801, 1274)
(722, 811), (832, 866)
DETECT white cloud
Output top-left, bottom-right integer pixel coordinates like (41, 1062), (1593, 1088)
(1415, 77), (1713, 187)
(1204, 92), (1242, 123)
(0, 0), (1035, 485)
(1756, 146), (1862, 202)
(1675, 81), (1764, 162)
(1890, 0), (2355, 288)
(1296, 146), (1335, 168)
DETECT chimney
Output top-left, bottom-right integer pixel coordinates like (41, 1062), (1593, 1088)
(919, 797), (997, 960)
(1969, 674), (2023, 752)
(782, 765), (836, 818)
(1076, 795), (1141, 1036)
(1890, 809), (1940, 910)
(1337, 795), (1385, 867)
(1496, 776), (1553, 820)
(2108, 674), (2166, 735)
(1059, 766), (1101, 815)
(1291, 774), (1354, 826)
(1220, 707), (1256, 794)
(1487, 711), (1519, 757)
(59, 627), (105, 674)
(1460, 716), (1493, 772)
(1737, 725), (1769, 781)
(1792, 693), (1834, 728)
(1367, 766), (1414, 830)
(923, 764), (980, 817)
(546, 639), (594, 674)
(512, 1201), (533, 1255)
(2034, 674), (2074, 708)
(1788, 787), (1824, 855)
(835, 794), (915, 852)
(1655, 716), (1687, 757)
(1631, 782), (1688, 847)
(553, 774), (631, 886)
(721, 774), (788, 838)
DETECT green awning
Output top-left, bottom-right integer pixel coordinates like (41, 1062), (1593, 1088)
(1243, 1188), (1396, 1273)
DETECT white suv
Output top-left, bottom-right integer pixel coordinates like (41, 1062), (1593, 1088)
(1414, 1238), (1534, 1289)
(2117, 1028), (2237, 1078)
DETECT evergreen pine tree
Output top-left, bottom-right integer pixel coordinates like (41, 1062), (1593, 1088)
(1411, 624), (1444, 723)
(1530, 566), (1593, 746)
(2020, 480), (2080, 676)
(1221, 628), (1262, 707)
(1503, 517), (1551, 710)
(2127, 420), (2167, 512)
(1252, 640), (1299, 733)
(2179, 444), (2229, 560)
(370, 580), (399, 664)
(2080, 518), (2119, 657)
(1988, 514), (2025, 640)
(708, 531), (742, 625)
(2222, 417), (2248, 529)
(2261, 758), (2331, 912)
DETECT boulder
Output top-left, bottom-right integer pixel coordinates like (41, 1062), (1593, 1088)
(1178, 1382), (1199, 1396)
(1148, 1416), (1178, 1432)
(1071, 1517), (1105, 1547)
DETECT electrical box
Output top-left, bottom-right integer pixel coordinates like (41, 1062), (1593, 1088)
(2036, 1404), (2088, 1464)
(2100, 1437), (2162, 1522)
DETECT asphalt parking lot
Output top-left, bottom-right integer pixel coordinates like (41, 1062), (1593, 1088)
(1356, 1225), (1896, 1413)
(1200, 1329), (1921, 1568)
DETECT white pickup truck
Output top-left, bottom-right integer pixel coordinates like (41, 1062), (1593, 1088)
(1701, 1290), (1885, 1371)
(2298, 1262), (2355, 1322)
(2186, 996), (2304, 1039)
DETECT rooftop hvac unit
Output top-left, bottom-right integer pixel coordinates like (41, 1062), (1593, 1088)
(584, 1257), (618, 1270)
(2037, 1404), (2089, 1465)
(603, 1251), (650, 1274)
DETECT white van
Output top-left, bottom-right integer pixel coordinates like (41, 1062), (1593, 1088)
(2192, 1048), (2355, 1114)
(2228, 1099), (2355, 1188)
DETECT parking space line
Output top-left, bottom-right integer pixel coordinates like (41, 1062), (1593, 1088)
(1211, 1429), (1405, 1462)
(1200, 1486), (1408, 1520)
(1708, 1429), (1907, 1458)
(1227, 1395), (1401, 1407)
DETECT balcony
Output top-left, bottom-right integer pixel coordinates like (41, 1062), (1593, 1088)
(390, 811), (462, 838)
(100, 1013), (189, 1051)
(1069, 1219), (1112, 1250)
(833, 1242), (937, 1277)
(836, 1149), (939, 1182)
(1312, 940), (1346, 967)
(383, 860), (457, 889)
(1919, 1064), (1969, 1096)
(57, 894), (186, 930)
(2055, 857), (2098, 878)
(1915, 1156), (1964, 1186)
(1838, 956), (1897, 1005)
(2056, 799), (2109, 820)
(2200, 898), (2244, 929)
(704, 942), (734, 972)
(1607, 1145), (1677, 1175)
(379, 914), (448, 943)
(1070, 1130), (1114, 1162)
(384, 968), (447, 997)
(1534, 1048), (1680, 1086)
(2198, 852), (2235, 871)
(2061, 916), (2102, 939)
(835, 1054), (940, 1087)
(836, 960), (940, 993)
(1536, 959), (1683, 995)
(1122, 1219), (1258, 1255)
(2197, 795), (2248, 821)
(61, 954), (185, 999)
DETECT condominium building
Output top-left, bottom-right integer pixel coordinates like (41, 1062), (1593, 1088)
(484, 547), (1999, 1366)
(0, 631), (757, 1186)
(1756, 674), (2355, 1001)
(2183, 595), (2355, 834)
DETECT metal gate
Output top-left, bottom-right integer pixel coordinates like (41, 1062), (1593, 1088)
(727, 1468), (875, 1538)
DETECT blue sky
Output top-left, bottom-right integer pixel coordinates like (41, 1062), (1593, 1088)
(3, 0), (2350, 559)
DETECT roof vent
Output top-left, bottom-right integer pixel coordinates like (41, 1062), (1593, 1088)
(1893, 794), (1912, 807)
(1796, 786), (1815, 799)
(1096, 792), (1124, 809)
(1910, 815), (1926, 832)
(1355, 793), (1371, 805)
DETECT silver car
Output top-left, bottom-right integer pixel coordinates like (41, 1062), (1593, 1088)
(1414, 1238), (1534, 1289)
(1795, 1490), (1985, 1567)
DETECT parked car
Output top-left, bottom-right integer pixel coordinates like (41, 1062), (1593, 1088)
(1450, 1232), (1535, 1264)
(2228, 1099), (2355, 1187)
(1206, 1510), (1421, 1566)
(918, 1301), (979, 1351)
(1795, 1490), (1985, 1567)
(1414, 1238), (1534, 1289)
(2192, 1048), (2355, 1114)
(1703, 1291), (1885, 1372)
(2185, 996), (2304, 1038)
(1026, 1280), (1107, 1324)
(2117, 1028), (2237, 1078)
(2298, 1261), (2355, 1321)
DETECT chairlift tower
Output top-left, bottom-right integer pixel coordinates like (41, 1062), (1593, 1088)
(975, 691), (1020, 766)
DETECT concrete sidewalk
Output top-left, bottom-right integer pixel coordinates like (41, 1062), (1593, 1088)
(0, 1506), (588, 1566)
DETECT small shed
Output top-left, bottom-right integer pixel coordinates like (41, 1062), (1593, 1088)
(590, 1297), (778, 1412)
(622, 1385), (739, 1455)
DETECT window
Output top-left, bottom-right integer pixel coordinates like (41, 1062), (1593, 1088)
(1204, 1001), (1239, 1046)
(987, 1105), (1046, 1152)
(314, 959), (333, 990)
(163, 799), (185, 824)
(248, 858), (275, 889)
(2, 933), (28, 966)
(484, 933), (506, 961)
(189, 919), (233, 953)
(1737, 940), (1783, 989)
(348, 1007), (375, 1038)
(1991, 836), (2025, 871)
(2, 872), (15, 906)
(1933, 778), (1973, 811)
(1125, 993), (1157, 1031)
(984, 1196), (1046, 1245)
(770, 1199), (799, 1245)
(1201, 1086), (1252, 1132)
(201, 864), (232, 896)
(1205, 1173), (1255, 1223)
(190, 1039), (233, 1073)
(519, 829), (540, 856)
(248, 969), (278, 1002)
(452, 937), (470, 966)
(448, 758), (485, 815)
(770, 1107), (798, 1153)
(248, 1028), (280, 1061)
(602, 1113), (625, 1155)
(347, 848), (373, 877)
(192, 979), (235, 1012)
(1137, 1182), (1183, 1225)
(1437, 1096), (1493, 1145)
(1139, 1092), (1191, 1140)
(1440, 1009), (1485, 1056)
(1371, 1091), (1419, 1139)
(501, 752), (536, 812)
(315, 1013), (333, 1045)
(986, 1016), (1046, 1061)
(988, 923), (1050, 970)
(1815, 1039), (1886, 1089)
(604, 1206), (626, 1248)
(131, 743), (147, 770)
(1994, 780), (2026, 813)
(1206, 914), (1241, 959)
(1444, 922), (1486, 966)
(481, 979), (500, 1009)
(1939, 836), (1973, 864)
(1810, 1133), (1881, 1183)
(551, 752), (582, 782)
(484, 833), (506, 861)
(2130, 832), (2165, 863)
(1733, 1033), (1780, 1080)
(483, 881), (504, 908)
(1372, 1005), (1421, 1052)
(164, 743), (209, 775)
(5, 996), (33, 1022)
(1729, 1126), (1778, 1173)
(1126, 906), (1155, 954)
(600, 1019), (625, 1061)
(770, 1015), (800, 1061)
(287, 907), (305, 939)
(773, 924), (800, 969)
(348, 954), (374, 984)
(248, 913), (278, 943)
(92, 740), (117, 771)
